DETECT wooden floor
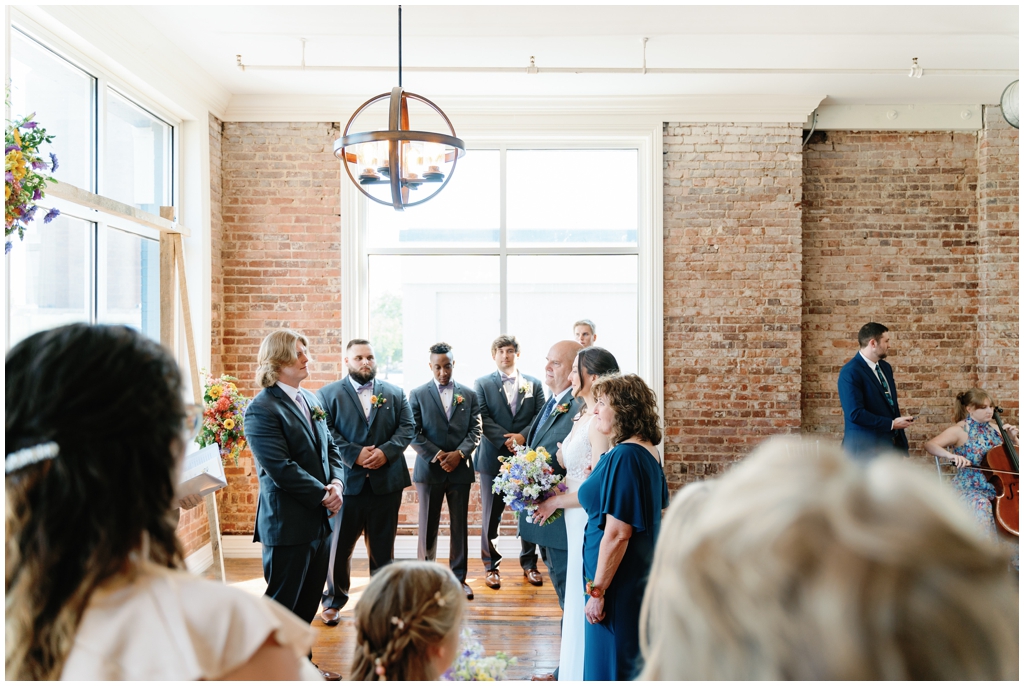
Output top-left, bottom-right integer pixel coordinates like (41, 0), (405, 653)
(206, 557), (563, 679)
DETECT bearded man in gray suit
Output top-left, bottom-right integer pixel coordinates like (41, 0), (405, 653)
(409, 342), (483, 599)
(473, 334), (546, 591)
(314, 339), (415, 626)
(504, 339), (583, 609)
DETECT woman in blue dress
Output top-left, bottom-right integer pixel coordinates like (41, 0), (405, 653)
(924, 388), (1019, 570)
(577, 373), (669, 681)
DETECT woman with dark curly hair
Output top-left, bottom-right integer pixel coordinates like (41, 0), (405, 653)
(576, 373), (668, 681)
(6, 324), (320, 680)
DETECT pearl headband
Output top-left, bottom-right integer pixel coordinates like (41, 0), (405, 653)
(5, 442), (59, 474)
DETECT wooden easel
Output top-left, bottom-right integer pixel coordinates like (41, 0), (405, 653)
(159, 207), (227, 584)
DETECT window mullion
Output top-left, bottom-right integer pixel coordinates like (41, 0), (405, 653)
(499, 145), (508, 334)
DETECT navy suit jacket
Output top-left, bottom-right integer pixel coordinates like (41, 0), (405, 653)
(518, 391), (584, 550)
(244, 384), (344, 547)
(315, 377), (415, 496)
(837, 353), (909, 458)
(409, 380), (483, 485)
(473, 371), (546, 476)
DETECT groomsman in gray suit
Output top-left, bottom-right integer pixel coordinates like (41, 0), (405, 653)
(473, 334), (546, 591)
(504, 339), (583, 609)
(315, 339), (415, 625)
(409, 342), (483, 599)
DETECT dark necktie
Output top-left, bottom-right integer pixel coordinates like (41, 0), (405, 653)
(874, 365), (894, 408)
(531, 395), (558, 443)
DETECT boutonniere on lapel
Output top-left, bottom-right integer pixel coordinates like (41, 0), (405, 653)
(310, 405), (327, 422)
(370, 394), (387, 409)
(519, 380), (533, 399)
(454, 394), (466, 406)
(552, 401), (571, 417)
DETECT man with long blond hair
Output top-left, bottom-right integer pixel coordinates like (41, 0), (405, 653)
(244, 330), (344, 679)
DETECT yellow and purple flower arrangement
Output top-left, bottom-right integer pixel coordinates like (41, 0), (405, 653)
(197, 373), (251, 466)
(5, 111), (59, 254)
(491, 441), (567, 526)
(441, 627), (516, 681)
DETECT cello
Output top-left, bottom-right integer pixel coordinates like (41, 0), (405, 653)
(983, 407), (1019, 537)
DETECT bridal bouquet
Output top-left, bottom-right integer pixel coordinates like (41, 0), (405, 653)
(441, 628), (516, 681)
(491, 442), (567, 526)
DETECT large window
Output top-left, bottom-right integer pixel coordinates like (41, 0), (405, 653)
(363, 147), (641, 392)
(6, 27), (173, 350)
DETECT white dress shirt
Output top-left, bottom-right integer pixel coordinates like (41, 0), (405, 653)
(435, 380), (454, 417)
(349, 376), (374, 419)
(276, 381), (310, 424)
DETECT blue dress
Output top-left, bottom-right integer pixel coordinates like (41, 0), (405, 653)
(577, 442), (669, 681)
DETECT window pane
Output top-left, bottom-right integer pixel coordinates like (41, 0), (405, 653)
(366, 150), (499, 248)
(9, 29), (95, 191)
(97, 227), (160, 340)
(368, 255), (500, 392)
(507, 150), (638, 246)
(7, 214), (92, 347)
(507, 255), (638, 378)
(104, 90), (172, 213)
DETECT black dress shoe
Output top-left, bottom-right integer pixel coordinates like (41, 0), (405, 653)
(313, 664), (342, 681)
(462, 582), (474, 600)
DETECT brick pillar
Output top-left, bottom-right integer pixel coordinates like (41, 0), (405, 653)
(663, 122), (804, 490)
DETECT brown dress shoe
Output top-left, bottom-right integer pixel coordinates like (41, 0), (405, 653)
(530, 672), (556, 681)
(313, 665), (343, 681)
(320, 607), (340, 626)
(462, 582), (474, 600)
(524, 569), (544, 586)
(485, 570), (501, 589)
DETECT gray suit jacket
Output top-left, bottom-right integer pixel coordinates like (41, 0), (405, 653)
(518, 392), (584, 550)
(409, 380), (482, 485)
(244, 385), (344, 547)
(473, 371), (545, 476)
(315, 377), (415, 495)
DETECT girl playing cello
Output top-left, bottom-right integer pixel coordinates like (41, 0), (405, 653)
(925, 388), (1019, 571)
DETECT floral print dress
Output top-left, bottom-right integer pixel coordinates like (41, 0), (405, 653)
(949, 416), (1019, 570)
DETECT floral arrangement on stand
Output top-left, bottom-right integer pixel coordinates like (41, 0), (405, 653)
(441, 627), (516, 681)
(196, 372), (251, 466)
(491, 442), (567, 526)
(5, 107), (59, 254)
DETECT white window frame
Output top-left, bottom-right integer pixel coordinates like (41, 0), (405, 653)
(341, 126), (664, 415)
(5, 20), (178, 350)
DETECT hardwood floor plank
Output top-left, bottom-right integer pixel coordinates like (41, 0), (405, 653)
(205, 557), (562, 679)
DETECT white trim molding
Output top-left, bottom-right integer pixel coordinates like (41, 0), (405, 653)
(184, 542), (214, 574)
(806, 104), (984, 131)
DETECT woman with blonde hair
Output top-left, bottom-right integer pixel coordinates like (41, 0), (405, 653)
(576, 373), (668, 681)
(638, 437), (1019, 681)
(6, 324), (321, 680)
(924, 388), (1019, 570)
(350, 560), (466, 681)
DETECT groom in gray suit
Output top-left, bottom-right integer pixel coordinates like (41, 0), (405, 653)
(473, 334), (546, 590)
(315, 339), (415, 625)
(505, 339), (583, 609)
(409, 342), (483, 599)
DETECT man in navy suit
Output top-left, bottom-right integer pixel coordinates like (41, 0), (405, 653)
(504, 339), (583, 608)
(473, 334), (546, 591)
(315, 339), (415, 625)
(409, 342), (483, 599)
(838, 322), (914, 459)
(244, 331), (344, 638)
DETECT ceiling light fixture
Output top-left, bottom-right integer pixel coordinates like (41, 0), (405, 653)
(334, 5), (465, 210)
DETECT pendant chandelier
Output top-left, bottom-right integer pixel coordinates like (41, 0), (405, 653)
(334, 6), (465, 210)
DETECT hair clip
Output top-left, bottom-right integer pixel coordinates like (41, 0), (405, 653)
(5, 442), (59, 475)
(434, 591), (446, 607)
(374, 657), (387, 679)
(390, 616), (405, 630)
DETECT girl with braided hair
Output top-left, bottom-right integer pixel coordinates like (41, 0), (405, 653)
(350, 561), (466, 681)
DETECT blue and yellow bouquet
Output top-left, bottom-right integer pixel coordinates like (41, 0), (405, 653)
(441, 628), (516, 681)
(491, 442), (567, 526)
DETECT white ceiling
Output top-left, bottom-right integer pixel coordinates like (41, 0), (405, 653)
(130, 4), (1018, 105)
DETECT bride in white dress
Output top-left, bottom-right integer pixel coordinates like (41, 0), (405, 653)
(533, 347), (619, 682)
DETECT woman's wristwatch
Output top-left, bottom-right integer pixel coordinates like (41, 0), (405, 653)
(586, 580), (604, 599)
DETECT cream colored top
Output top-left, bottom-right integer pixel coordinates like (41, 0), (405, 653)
(61, 562), (322, 680)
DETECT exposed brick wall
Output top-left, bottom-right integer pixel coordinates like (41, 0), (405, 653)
(215, 121), (344, 534)
(976, 107), (1019, 411)
(662, 122), (804, 489)
(802, 130), (984, 456)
